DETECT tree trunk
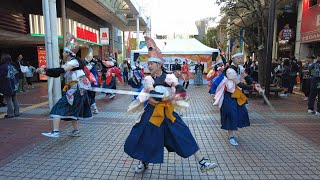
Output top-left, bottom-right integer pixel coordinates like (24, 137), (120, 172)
(257, 50), (266, 87)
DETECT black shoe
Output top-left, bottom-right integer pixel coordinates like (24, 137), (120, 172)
(4, 115), (14, 118)
(0, 103), (6, 107)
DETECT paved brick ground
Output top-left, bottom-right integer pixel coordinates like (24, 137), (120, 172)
(0, 82), (319, 179)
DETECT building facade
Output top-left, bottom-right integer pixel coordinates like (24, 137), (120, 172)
(295, 0), (320, 60)
(0, 0), (148, 80)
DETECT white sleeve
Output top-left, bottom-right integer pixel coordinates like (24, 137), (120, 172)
(226, 68), (237, 80)
(165, 74), (178, 86)
(143, 76), (155, 91)
(65, 59), (79, 67)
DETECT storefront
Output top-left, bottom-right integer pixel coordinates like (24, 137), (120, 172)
(299, 0), (320, 58)
(276, 3), (298, 59)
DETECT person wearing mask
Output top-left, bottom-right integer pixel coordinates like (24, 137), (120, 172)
(0, 53), (20, 118)
(308, 53), (320, 115)
(25, 61), (36, 88)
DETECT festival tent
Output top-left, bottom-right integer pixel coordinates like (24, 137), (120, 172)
(130, 38), (220, 73)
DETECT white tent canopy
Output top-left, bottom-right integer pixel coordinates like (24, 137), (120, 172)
(130, 38), (219, 56)
(130, 38), (220, 74)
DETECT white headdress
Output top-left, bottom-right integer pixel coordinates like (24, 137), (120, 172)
(231, 53), (243, 59)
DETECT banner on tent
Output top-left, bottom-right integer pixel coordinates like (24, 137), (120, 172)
(137, 54), (213, 74)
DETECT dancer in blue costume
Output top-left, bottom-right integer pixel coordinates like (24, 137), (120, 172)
(84, 47), (100, 114)
(38, 33), (92, 138)
(213, 53), (262, 146)
(127, 65), (143, 91)
(124, 36), (218, 173)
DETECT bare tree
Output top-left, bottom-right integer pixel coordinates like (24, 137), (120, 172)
(215, 0), (271, 86)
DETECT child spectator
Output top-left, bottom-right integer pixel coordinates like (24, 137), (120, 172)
(25, 62), (36, 88)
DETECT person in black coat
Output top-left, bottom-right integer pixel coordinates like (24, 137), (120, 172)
(0, 54), (19, 118)
(172, 59), (181, 78)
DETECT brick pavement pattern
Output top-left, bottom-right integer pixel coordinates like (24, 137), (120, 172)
(0, 83), (320, 179)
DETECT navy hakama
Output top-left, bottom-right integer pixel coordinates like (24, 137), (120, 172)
(220, 92), (250, 130)
(124, 104), (199, 163)
(49, 87), (92, 121)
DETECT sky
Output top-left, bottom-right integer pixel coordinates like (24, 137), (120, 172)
(137, 0), (221, 35)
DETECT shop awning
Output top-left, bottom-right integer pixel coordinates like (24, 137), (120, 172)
(72, 0), (148, 31)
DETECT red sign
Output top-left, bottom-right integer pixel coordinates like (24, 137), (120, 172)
(37, 46), (48, 80)
(77, 27), (97, 43)
(301, 31), (320, 43)
(301, 0), (320, 38)
(102, 32), (108, 38)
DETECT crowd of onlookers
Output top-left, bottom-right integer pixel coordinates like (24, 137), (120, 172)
(207, 53), (320, 116)
(0, 53), (37, 118)
(271, 54), (320, 115)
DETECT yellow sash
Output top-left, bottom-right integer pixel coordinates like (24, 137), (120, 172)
(62, 81), (78, 93)
(148, 102), (176, 127)
(231, 87), (248, 106)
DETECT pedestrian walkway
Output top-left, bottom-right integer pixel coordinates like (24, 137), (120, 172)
(0, 82), (319, 179)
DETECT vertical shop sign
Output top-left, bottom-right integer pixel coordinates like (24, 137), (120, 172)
(37, 46), (47, 80)
(100, 28), (109, 45)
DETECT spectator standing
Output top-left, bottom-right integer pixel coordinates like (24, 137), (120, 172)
(0, 53), (20, 118)
(280, 59), (291, 97)
(301, 56), (314, 100)
(308, 53), (320, 115)
(289, 57), (299, 94)
(274, 60), (284, 86)
(14, 54), (26, 92)
(172, 58), (181, 79)
(25, 61), (36, 88)
(194, 60), (203, 86)
(121, 59), (131, 85)
(251, 61), (259, 82)
(244, 56), (253, 76)
(181, 61), (190, 89)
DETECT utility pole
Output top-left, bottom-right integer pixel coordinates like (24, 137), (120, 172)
(61, 0), (67, 48)
(264, 0), (276, 99)
(42, 0), (62, 108)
